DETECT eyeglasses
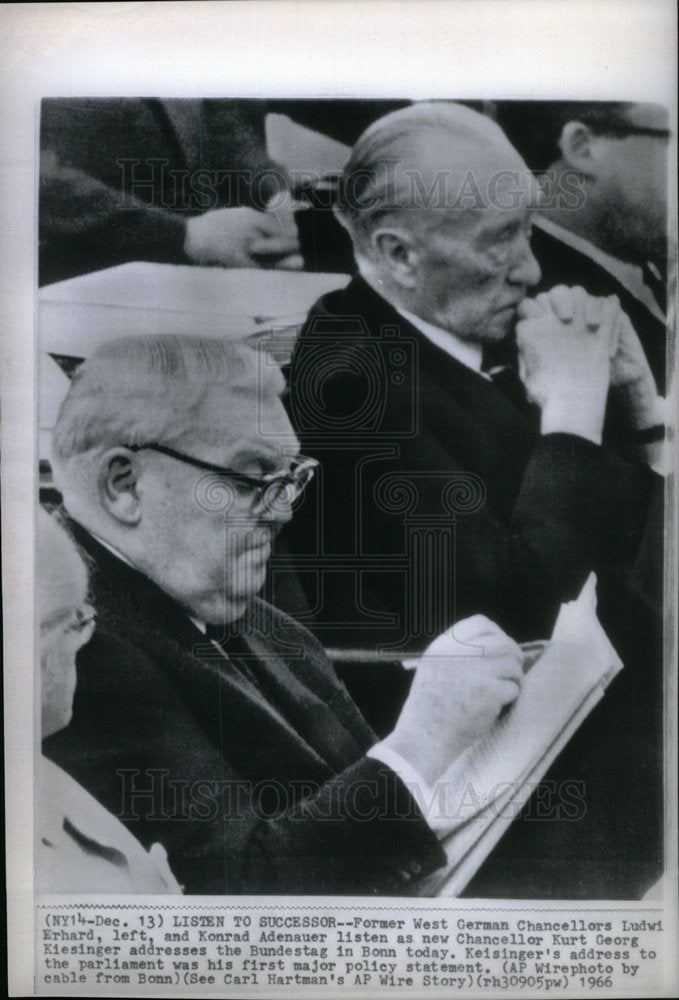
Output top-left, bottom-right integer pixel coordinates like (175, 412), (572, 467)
(127, 443), (318, 510)
(598, 124), (671, 141)
(41, 605), (96, 637)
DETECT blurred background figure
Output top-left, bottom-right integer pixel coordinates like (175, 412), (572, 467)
(493, 100), (670, 390)
(39, 99), (305, 285)
(37, 508), (181, 894)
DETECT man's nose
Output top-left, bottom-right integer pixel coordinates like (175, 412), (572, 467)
(271, 501), (294, 526)
(259, 492), (295, 526)
(508, 235), (541, 288)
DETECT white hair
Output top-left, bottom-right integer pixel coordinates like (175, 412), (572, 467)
(335, 100), (521, 264)
(51, 334), (285, 499)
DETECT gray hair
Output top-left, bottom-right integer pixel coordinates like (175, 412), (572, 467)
(336, 101), (520, 256)
(51, 334), (285, 489)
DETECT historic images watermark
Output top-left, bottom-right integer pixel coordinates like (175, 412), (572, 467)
(117, 159), (587, 214)
(116, 768), (587, 825)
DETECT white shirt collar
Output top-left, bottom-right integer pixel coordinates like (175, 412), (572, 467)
(88, 528), (135, 568)
(535, 215), (666, 324)
(393, 304), (488, 378)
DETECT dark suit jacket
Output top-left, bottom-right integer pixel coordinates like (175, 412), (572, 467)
(281, 276), (656, 651)
(531, 223), (667, 393)
(43, 519), (444, 895)
(39, 98), (287, 286)
(280, 276), (663, 897)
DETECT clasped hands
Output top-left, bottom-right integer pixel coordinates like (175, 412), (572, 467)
(515, 285), (660, 444)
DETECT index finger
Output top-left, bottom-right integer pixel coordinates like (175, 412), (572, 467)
(447, 614), (507, 644)
(271, 253), (305, 271)
(548, 285), (576, 322)
(265, 189), (309, 211)
(516, 297), (543, 320)
(584, 295), (605, 330)
(602, 295), (624, 355)
(250, 234), (301, 258)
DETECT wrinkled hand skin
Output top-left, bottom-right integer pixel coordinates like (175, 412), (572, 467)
(608, 310), (661, 430)
(184, 204), (304, 270)
(516, 285), (620, 443)
(382, 615), (523, 787)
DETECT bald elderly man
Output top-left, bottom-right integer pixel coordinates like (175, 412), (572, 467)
(43, 333), (529, 895)
(286, 101), (660, 647)
(283, 102), (663, 897)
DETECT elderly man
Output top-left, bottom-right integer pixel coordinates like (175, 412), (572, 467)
(43, 332), (528, 895)
(283, 102), (663, 897)
(286, 101), (660, 647)
(38, 509), (181, 894)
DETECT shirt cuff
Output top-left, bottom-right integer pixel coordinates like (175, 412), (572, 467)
(367, 741), (479, 838)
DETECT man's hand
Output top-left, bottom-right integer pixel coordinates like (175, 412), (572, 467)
(184, 203), (304, 270)
(516, 285), (620, 444)
(610, 310), (662, 429)
(382, 616), (523, 788)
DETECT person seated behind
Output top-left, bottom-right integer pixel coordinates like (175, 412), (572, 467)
(39, 98), (305, 286)
(43, 333), (524, 895)
(493, 100), (670, 390)
(37, 508), (181, 893)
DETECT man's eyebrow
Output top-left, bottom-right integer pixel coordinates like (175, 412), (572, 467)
(223, 448), (273, 471)
(223, 445), (285, 473)
(479, 216), (524, 242)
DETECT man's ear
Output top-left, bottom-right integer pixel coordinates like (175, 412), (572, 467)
(557, 121), (600, 176)
(371, 226), (420, 289)
(98, 448), (142, 525)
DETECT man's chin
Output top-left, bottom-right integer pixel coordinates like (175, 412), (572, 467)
(204, 596), (250, 626)
(478, 316), (515, 344)
(222, 567), (269, 613)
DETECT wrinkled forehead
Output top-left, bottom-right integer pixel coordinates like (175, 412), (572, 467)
(180, 381), (300, 464)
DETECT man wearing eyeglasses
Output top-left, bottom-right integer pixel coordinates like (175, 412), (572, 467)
(43, 332), (529, 895)
(494, 100), (670, 392)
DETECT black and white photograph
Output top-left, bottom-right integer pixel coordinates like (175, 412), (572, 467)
(2, 2), (677, 997)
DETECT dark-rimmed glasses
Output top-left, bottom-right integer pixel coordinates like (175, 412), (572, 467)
(597, 124), (671, 141)
(41, 605), (96, 637)
(127, 443), (318, 510)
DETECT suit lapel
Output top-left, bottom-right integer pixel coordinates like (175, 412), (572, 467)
(330, 279), (538, 507)
(65, 519), (370, 781)
(241, 627), (372, 772)
(140, 621), (338, 778)
(135, 615), (371, 780)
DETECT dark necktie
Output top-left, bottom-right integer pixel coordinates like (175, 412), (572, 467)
(481, 339), (528, 407)
(641, 262), (667, 313)
(204, 624), (260, 687)
(484, 363), (531, 411)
